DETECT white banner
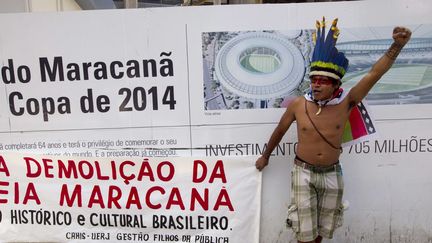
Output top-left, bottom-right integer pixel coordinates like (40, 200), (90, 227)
(1, 0), (432, 242)
(0, 153), (261, 243)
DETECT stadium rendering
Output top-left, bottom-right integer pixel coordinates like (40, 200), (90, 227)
(214, 32), (306, 100)
(341, 38), (432, 105)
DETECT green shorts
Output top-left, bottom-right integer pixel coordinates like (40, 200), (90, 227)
(286, 161), (344, 242)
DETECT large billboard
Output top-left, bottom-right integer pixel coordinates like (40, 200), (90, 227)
(1, 0), (432, 242)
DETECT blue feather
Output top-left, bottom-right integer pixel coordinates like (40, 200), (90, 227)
(310, 17), (349, 78)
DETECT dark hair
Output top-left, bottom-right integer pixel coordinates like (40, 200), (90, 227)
(329, 77), (342, 87)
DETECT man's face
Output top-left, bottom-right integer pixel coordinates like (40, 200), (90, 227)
(310, 75), (339, 101)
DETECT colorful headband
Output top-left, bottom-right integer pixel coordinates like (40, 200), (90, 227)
(309, 17), (349, 80)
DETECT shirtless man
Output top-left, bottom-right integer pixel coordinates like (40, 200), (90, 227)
(255, 19), (411, 243)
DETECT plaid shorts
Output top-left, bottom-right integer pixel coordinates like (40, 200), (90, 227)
(286, 160), (344, 242)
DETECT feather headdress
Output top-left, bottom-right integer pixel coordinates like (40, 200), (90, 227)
(310, 17), (349, 80)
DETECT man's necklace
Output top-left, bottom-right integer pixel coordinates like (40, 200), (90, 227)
(308, 88), (344, 116)
(315, 104), (322, 115)
(314, 101), (329, 116)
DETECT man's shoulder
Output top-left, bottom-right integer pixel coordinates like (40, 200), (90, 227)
(286, 96), (305, 111)
(292, 96), (305, 105)
(340, 89), (358, 108)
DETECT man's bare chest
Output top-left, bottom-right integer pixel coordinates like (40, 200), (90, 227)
(296, 102), (350, 135)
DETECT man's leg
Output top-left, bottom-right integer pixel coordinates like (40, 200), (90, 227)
(316, 165), (344, 240)
(291, 164), (319, 242)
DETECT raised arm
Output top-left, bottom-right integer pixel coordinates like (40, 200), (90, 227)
(255, 98), (298, 171)
(348, 26), (412, 104)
